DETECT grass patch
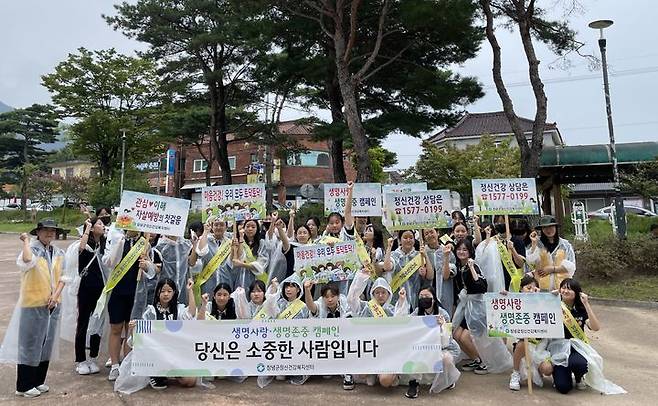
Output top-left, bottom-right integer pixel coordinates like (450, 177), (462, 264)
(585, 276), (658, 302)
(0, 208), (86, 234)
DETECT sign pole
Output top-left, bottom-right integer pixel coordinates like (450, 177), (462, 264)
(524, 337), (533, 394)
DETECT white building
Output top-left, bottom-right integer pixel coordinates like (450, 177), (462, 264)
(427, 111), (564, 150)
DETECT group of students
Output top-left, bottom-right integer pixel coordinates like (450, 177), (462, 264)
(0, 182), (625, 399)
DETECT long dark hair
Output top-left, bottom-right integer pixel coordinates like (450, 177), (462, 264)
(243, 219), (262, 254)
(364, 224), (384, 251)
(559, 278), (585, 314)
(87, 216), (107, 255)
(540, 225), (560, 252)
(454, 238), (475, 264)
(416, 286), (444, 316)
(247, 279), (266, 303)
(153, 278), (179, 320)
(211, 283), (237, 320)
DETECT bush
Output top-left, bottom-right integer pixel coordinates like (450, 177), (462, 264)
(575, 234), (658, 281)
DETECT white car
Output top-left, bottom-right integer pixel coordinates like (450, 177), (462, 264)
(587, 205), (657, 220)
(28, 202), (54, 212)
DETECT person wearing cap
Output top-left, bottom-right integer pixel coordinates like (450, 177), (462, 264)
(525, 216), (576, 291)
(0, 219), (69, 398)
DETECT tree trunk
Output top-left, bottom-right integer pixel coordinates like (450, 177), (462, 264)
(265, 142), (274, 211)
(208, 83), (232, 186)
(21, 138), (28, 221)
(325, 43), (347, 183)
(333, 33), (373, 182)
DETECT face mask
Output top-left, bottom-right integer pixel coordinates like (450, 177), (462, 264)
(418, 297), (433, 310)
(262, 222), (271, 229)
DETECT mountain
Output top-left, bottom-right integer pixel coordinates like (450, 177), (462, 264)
(0, 100), (13, 113)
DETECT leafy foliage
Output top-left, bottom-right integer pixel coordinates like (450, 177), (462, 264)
(408, 135), (520, 204)
(621, 158), (658, 199)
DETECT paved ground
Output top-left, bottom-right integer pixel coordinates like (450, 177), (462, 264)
(0, 233), (656, 405)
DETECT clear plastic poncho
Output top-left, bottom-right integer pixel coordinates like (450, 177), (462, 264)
(526, 237), (576, 290)
(262, 273), (309, 320)
(231, 242), (268, 291)
(390, 248), (423, 310)
(475, 239), (505, 294)
(155, 236), (193, 304)
(452, 290), (512, 374)
(0, 239), (69, 367)
(347, 272), (407, 318)
(263, 232), (288, 284)
(427, 246), (456, 317)
(195, 234), (233, 296)
(233, 287), (264, 319)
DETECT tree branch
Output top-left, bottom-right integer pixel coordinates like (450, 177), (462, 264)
(360, 43), (413, 83)
(353, 0), (390, 82)
(343, 0), (362, 63)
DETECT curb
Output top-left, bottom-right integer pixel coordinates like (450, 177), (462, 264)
(590, 296), (658, 310)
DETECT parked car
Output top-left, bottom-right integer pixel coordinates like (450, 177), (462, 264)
(28, 202), (54, 212)
(587, 205), (657, 220)
(1, 203), (22, 211)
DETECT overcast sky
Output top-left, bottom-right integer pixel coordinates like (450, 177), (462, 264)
(1, 0), (657, 170)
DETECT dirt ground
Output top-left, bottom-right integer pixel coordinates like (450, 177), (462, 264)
(0, 233), (655, 405)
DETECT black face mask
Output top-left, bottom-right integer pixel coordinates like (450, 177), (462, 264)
(418, 297), (433, 310)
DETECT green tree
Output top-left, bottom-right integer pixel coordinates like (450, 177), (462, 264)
(279, 0), (483, 181)
(42, 48), (163, 182)
(366, 146), (398, 183)
(26, 171), (58, 208)
(107, 1), (268, 184)
(479, 0), (591, 177)
(55, 175), (88, 223)
(622, 158), (658, 199)
(88, 167), (151, 209)
(409, 136), (520, 204)
(0, 104), (59, 217)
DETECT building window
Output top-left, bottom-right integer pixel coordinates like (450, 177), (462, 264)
(53, 169), (60, 176)
(65, 168), (74, 178)
(493, 141), (502, 148)
(250, 153), (258, 163)
(193, 159), (208, 173)
(229, 156), (237, 170)
(286, 151), (331, 167)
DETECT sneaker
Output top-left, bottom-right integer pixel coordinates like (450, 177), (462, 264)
(446, 382), (456, 390)
(149, 377), (168, 390)
(576, 380), (587, 390)
(474, 364), (489, 375)
(461, 359), (481, 372)
(76, 362), (91, 375)
(405, 380), (419, 399)
(289, 375), (308, 385)
(87, 359), (100, 374)
(105, 358), (112, 368)
(36, 384), (49, 393)
(343, 375), (355, 390)
(108, 364), (120, 381)
(15, 388), (41, 398)
(509, 371), (521, 391)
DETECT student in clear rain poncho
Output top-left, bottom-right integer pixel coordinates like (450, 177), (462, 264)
(114, 278), (197, 394)
(423, 228), (457, 317)
(539, 278), (625, 395)
(401, 286), (462, 399)
(303, 280), (354, 390)
(347, 268), (408, 388)
(231, 219), (269, 291)
(258, 273), (310, 387)
(383, 231), (434, 311)
(451, 239), (513, 376)
(193, 218), (233, 296)
(155, 234), (193, 305)
(233, 279), (267, 319)
(95, 230), (158, 382)
(59, 217), (109, 376)
(0, 220), (69, 398)
(473, 223), (506, 294)
(525, 215), (576, 291)
(264, 211), (294, 284)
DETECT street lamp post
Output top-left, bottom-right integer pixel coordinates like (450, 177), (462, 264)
(589, 19), (626, 239)
(120, 129), (127, 197)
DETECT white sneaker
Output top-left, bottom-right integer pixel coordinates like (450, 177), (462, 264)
(509, 370), (521, 391)
(105, 358), (112, 368)
(87, 359), (100, 374)
(108, 365), (120, 381)
(36, 384), (49, 393)
(576, 380), (587, 390)
(76, 362), (91, 375)
(15, 388), (41, 398)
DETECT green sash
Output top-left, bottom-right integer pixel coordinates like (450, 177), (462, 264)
(496, 238), (524, 292)
(193, 238), (231, 303)
(92, 237), (147, 317)
(253, 305), (269, 320)
(241, 242), (268, 284)
(355, 233), (377, 280)
(390, 253), (423, 292)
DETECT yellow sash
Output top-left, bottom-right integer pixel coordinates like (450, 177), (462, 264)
(355, 233), (377, 280)
(193, 239), (232, 302)
(277, 298), (305, 319)
(390, 253), (423, 292)
(92, 237), (147, 317)
(253, 305), (269, 320)
(561, 302), (589, 344)
(537, 248), (567, 291)
(241, 242), (268, 284)
(496, 238), (524, 292)
(367, 299), (388, 318)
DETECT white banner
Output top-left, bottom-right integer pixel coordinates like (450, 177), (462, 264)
(201, 183), (266, 222)
(484, 293), (564, 339)
(381, 183), (427, 214)
(472, 178), (539, 215)
(382, 190), (452, 231)
(323, 183), (382, 217)
(293, 242), (360, 283)
(132, 317), (443, 377)
(116, 191), (190, 237)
